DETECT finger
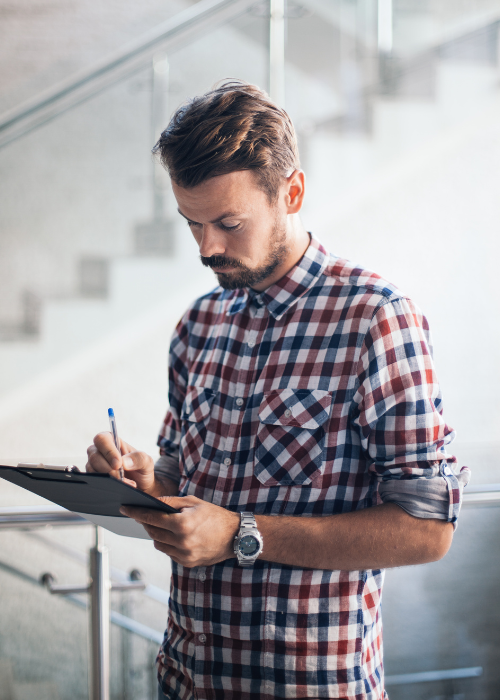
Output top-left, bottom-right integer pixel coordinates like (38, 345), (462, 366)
(109, 474), (137, 488)
(157, 495), (199, 511)
(121, 451), (154, 476)
(120, 506), (179, 532)
(153, 540), (183, 562)
(153, 540), (199, 568)
(141, 523), (179, 546)
(87, 443), (120, 475)
(93, 432), (122, 470)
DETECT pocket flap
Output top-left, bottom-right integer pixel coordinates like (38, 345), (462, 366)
(182, 386), (216, 422)
(258, 389), (332, 430)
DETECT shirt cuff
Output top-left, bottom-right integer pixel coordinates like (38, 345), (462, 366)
(379, 462), (471, 528)
(154, 451), (181, 485)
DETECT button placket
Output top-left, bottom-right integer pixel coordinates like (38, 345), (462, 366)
(212, 306), (268, 507)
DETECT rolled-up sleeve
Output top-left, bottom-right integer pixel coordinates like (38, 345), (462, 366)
(154, 450), (181, 485)
(353, 296), (470, 527)
(156, 314), (190, 480)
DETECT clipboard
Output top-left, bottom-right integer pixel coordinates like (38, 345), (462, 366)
(0, 464), (180, 540)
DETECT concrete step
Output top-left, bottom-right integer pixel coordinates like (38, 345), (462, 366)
(0, 252), (215, 398)
(302, 59), (499, 224)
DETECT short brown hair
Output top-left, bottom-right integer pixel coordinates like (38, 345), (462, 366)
(152, 80), (300, 201)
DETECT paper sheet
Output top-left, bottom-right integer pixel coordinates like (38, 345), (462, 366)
(74, 512), (152, 539)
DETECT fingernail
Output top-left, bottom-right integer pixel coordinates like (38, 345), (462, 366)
(120, 507), (127, 515)
(122, 456), (134, 469)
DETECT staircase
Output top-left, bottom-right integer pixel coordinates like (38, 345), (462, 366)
(0, 5), (500, 698)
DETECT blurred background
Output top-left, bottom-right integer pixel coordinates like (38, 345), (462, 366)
(0, 0), (499, 698)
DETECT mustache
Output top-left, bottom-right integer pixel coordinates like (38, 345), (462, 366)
(200, 255), (243, 270)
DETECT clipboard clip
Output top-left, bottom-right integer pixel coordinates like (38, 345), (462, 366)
(17, 462), (81, 473)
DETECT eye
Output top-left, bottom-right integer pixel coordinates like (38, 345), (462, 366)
(186, 220), (201, 228)
(219, 222), (241, 232)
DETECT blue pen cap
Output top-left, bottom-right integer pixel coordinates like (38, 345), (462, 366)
(108, 408), (114, 417)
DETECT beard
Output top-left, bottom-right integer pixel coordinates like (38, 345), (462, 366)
(200, 217), (288, 291)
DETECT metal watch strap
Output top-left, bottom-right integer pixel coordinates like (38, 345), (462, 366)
(236, 512), (262, 567)
(240, 512), (257, 531)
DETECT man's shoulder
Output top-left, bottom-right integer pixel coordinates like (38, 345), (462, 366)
(178, 286), (241, 327)
(321, 253), (406, 306)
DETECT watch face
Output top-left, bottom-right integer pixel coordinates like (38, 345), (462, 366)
(238, 534), (260, 557)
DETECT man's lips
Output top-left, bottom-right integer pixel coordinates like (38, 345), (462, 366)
(211, 266), (237, 273)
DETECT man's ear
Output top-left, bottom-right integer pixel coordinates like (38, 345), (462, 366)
(285, 170), (305, 214)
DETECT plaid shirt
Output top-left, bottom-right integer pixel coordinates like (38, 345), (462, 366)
(156, 235), (463, 700)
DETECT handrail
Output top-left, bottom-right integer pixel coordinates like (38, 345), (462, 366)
(462, 484), (500, 508)
(0, 504), (88, 528)
(26, 528), (171, 606)
(0, 0), (255, 149)
(0, 485), (498, 530)
(385, 665), (482, 686)
(0, 558), (163, 644)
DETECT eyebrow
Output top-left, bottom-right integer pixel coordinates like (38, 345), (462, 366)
(177, 208), (241, 224)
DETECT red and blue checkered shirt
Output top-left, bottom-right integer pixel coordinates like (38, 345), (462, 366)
(156, 235), (467, 700)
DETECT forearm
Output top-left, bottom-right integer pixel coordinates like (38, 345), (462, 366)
(255, 503), (453, 571)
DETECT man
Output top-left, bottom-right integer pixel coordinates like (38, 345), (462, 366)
(87, 81), (469, 700)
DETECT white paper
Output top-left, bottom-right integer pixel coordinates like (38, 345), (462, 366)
(74, 512), (152, 539)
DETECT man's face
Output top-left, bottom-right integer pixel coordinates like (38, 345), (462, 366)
(172, 171), (292, 291)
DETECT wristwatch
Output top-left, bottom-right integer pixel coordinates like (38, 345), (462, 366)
(234, 512), (263, 567)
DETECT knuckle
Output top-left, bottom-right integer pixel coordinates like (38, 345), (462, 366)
(177, 520), (190, 537)
(94, 432), (107, 446)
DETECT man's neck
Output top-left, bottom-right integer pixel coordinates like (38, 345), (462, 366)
(250, 219), (310, 292)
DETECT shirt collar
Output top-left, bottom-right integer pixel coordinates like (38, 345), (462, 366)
(227, 234), (330, 320)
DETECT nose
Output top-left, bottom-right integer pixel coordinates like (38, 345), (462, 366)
(198, 225), (226, 259)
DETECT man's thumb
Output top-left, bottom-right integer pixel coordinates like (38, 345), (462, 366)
(122, 451), (153, 473)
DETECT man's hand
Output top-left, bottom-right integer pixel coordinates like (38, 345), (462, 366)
(86, 432), (163, 497)
(121, 496), (240, 568)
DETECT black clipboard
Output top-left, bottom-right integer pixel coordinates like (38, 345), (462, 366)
(0, 464), (180, 539)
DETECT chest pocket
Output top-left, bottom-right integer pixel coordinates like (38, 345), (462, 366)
(254, 389), (332, 486)
(180, 386), (217, 478)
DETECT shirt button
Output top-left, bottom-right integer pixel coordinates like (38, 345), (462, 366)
(248, 339), (255, 348)
(223, 458), (231, 466)
(199, 634), (207, 644)
(235, 398), (244, 406)
(284, 408), (292, 418)
(198, 572), (206, 582)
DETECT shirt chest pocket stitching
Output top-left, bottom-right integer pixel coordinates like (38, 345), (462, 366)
(255, 389), (333, 487)
(257, 388), (333, 429)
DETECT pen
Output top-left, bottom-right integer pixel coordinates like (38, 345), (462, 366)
(108, 408), (124, 480)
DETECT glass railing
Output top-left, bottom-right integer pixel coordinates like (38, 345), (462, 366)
(0, 512), (171, 700)
(1, 488), (498, 699)
(1, 1), (499, 697)
(383, 487), (500, 699)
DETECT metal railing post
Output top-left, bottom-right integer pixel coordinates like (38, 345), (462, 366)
(269, 0), (285, 106)
(89, 526), (110, 700)
(152, 53), (169, 222)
